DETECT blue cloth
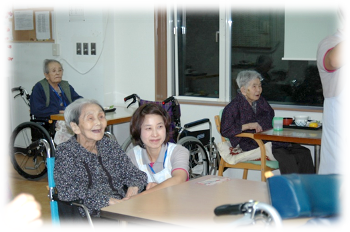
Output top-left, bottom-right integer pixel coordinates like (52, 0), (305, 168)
(30, 81), (82, 118)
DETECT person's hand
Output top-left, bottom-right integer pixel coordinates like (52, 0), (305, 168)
(5, 193), (43, 228)
(59, 110), (64, 114)
(124, 186), (139, 198)
(146, 182), (158, 190)
(108, 198), (125, 205)
(249, 122), (263, 132)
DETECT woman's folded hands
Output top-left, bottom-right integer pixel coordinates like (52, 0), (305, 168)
(108, 186), (140, 205)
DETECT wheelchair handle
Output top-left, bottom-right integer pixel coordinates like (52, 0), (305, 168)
(162, 96), (175, 104)
(124, 93), (137, 102)
(184, 118), (210, 129)
(214, 203), (245, 216)
(11, 86), (22, 92)
(214, 200), (283, 228)
(124, 94), (140, 108)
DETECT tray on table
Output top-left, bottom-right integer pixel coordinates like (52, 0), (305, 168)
(283, 121), (322, 130)
(104, 107), (116, 113)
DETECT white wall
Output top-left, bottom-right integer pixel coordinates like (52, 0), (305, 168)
(1, 43), (54, 129)
(284, 7), (338, 60)
(8, 7), (155, 140)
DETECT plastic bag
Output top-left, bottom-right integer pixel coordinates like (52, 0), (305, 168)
(54, 120), (74, 145)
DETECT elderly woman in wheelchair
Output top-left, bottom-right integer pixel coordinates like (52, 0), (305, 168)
(54, 98), (148, 221)
(30, 59), (83, 144)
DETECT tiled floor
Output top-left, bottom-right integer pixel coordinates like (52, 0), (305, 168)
(8, 161), (52, 226)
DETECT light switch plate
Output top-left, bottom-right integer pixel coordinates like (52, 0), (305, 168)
(76, 43), (82, 55)
(83, 43), (88, 55)
(91, 43), (96, 55)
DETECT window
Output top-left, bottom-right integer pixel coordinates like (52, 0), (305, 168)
(170, 6), (335, 108)
(175, 7), (220, 98)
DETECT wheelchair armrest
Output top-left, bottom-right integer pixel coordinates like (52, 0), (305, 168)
(30, 117), (54, 124)
(184, 118), (210, 129)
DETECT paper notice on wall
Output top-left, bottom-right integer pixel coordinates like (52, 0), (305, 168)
(14, 10), (34, 30)
(35, 11), (50, 40)
(69, 8), (85, 22)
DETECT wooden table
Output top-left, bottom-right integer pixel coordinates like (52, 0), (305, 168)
(50, 106), (134, 133)
(100, 175), (308, 228)
(254, 128), (322, 173)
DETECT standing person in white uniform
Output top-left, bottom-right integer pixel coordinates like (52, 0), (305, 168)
(316, 27), (345, 174)
(127, 103), (189, 195)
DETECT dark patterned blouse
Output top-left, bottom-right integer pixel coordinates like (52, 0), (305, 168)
(54, 136), (148, 217)
(221, 91), (288, 151)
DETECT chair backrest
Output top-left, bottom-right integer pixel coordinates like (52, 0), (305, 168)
(214, 115), (226, 142)
(268, 174), (341, 219)
(215, 112), (230, 143)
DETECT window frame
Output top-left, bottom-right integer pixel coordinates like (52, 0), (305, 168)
(156, 6), (323, 113)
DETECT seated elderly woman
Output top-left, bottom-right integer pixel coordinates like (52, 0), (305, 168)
(30, 59), (83, 144)
(54, 98), (148, 220)
(30, 59), (82, 118)
(127, 103), (189, 195)
(221, 70), (314, 174)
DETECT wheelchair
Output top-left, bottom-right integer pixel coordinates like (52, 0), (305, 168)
(10, 86), (116, 180)
(10, 87), (56, 180)
(214, 200), (282, 228)
(122, 94), (221, 179)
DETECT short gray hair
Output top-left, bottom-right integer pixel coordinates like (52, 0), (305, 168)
(236, 70), (262, 88)
(43, 59), (63, 74)
(64, 98), (104, 129)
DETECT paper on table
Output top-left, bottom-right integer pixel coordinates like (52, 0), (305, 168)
(197, 177), (230, 186)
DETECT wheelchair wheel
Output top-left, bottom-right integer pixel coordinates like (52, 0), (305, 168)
(121, 135), (135, 153)
(207, 141), (221, 175)
(10, 121), (55, 180)
(177, 136), (209, 179)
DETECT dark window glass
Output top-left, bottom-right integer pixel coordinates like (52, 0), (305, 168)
(176, 7), (220, 98)
(176, 8), (324, 107)
(231, 9), (323, 106)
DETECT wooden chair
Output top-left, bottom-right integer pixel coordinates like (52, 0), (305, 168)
(214, 115), (278, 182)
